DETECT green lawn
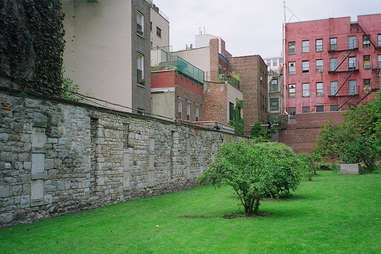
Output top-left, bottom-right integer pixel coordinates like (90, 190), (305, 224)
(1, 171), (381, 254)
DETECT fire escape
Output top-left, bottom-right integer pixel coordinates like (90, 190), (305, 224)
(328, 22), (380, 110)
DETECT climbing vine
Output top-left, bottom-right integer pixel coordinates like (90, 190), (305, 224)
(0, 0), (65, 96)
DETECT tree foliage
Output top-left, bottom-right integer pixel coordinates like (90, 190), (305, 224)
(199, 141), (303, 216)
(314, 94), (380, 171)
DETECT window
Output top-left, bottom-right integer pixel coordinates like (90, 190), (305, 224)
(302, 61), (310, 73)
(186, 102), (191, 120)
(137, 52), (144, 84)
(330, 37), (337, 51)
(270, 79), (279, 92)
(378, 55), (381, 68)
(363, 55), (371, 70)
(316, 82), (324, 96)
(288, 41), (296, 55)
(363, 35), (371, 48)
(288, 107), (296, 120)
(288, 84), (296, 97)
(288, 62), (296, 75)
(330, 58), (338, 72)
(229, 102), (234, 121)
(363, 79), (371, 92)
(348, 80), (357, 95)
(348, 36), (357, 49)
(378, 34), (381, 47)
(330, 105), (339, 112)
(330, 81), (338, 96)
(348, 56), (357, 70)
(302, 40), (310, 53)
(316, 59), (323, 73)
(195, 106), (200, 121)
(302, 106), (310, 113)
(270, 98), (280, 112)
(150, 22), (152, 31)
(156, 27), (162, 38)
(177, 101), (182, 119)
(302, 83), (310, 97)
(315, 39), (323, 52)
(316, 105), (324, 112)
(136, 11), (144, 37)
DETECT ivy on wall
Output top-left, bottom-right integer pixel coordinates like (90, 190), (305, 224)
(0, 0), (65, 96)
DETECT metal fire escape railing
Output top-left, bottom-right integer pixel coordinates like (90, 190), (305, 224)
(336, 22), (380, 110)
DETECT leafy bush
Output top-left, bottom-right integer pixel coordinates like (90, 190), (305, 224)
(199, 141), (303, 216)
(314, 99), (380, 172)
(250, 122), (269, 140)
(296, 153), (315, 181)
(61, 70), (79, 102)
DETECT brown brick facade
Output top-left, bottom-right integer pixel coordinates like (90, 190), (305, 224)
(175, 85), (203, 121)
(202, 81), (228, 125)
(230, 55), (268, 135)
(279, 112), (345, 153)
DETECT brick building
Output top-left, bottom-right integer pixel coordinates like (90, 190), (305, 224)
(174, 34), (268, 135)
(230, 56), (268, 135)
(202, 81), (243, 126)
(281, 14), (381, 152)
(150, 54), (204, 122)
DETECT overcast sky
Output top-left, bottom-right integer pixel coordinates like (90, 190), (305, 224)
(153, 0), (381, 58)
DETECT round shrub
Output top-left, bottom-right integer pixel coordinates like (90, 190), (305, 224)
(199, 141), (302, 216)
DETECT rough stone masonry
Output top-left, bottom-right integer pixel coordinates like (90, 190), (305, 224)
(0, 89), (241, 227)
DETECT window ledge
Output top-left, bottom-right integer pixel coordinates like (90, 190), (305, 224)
(136, 33), (145, 39)
(136, 83), (146, 89)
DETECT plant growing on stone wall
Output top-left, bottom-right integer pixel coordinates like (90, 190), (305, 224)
(199, 141), (303, 216)
(61, 69), (79, 102)
(229, 100), (244, 136)
(250, 122), (269, 140)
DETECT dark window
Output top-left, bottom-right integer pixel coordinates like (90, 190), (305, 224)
(302, 106), (310, 113)
(316, 82), (324, 96)
(348, 36), (357, 49)
(378, 55), (381, 68)
(330, 58), (337, 72)
(330, 81), (338, 96)
(156, 27), (162, 38)
(302, 61), (310, 73)
(330, 105), (339, 112)
(288, 84), (296, 97)
(136, 11), (144, 37)
(330, 37), (337, 51)
(316, 39), (323, 52)
(288, 41), (296, 55)
(378, 34), (381, 47)
(316, 59), (323, 73)
(316, 105), (324, 112)
(363, 79), (371, 92)
(363, 35), (371, 48)
(289, 62), (296, 75)
(269, 98), (280, 112)
(348, 57), (357, 70)
(270, 79), (279, 92)
(288, 107), (296, 119)
(363, 55), (371, 70)
(348, 80), (357, 95)
(229, 102), (234, 121)
(302, 40), (310, 53)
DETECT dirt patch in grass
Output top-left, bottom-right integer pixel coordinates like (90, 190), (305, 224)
(179, 212), (271, 220)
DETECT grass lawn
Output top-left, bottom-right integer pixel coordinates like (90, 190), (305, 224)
(1, 171), (381, 254)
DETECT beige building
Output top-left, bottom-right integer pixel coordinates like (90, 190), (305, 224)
(62, 0), (152, 114)
(150, 4), (169, 49)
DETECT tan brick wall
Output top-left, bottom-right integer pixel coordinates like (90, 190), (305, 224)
(230, 55), (268, 135)
(202, 82), (228, 125)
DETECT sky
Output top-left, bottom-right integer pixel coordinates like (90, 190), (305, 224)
(153, 0), (381, 58)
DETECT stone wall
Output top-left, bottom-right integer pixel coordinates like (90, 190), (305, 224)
(0, 89), (241, 227)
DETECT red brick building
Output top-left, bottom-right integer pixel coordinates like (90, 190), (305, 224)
(151, 57), (204, 122)
(281, 14), (381, 152)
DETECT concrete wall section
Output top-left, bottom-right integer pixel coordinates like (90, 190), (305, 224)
(151, 90), (175, 120)
(62, 0), (134, 112)
(0, 90), (241, 227)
